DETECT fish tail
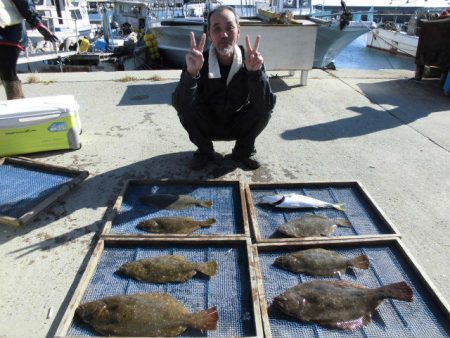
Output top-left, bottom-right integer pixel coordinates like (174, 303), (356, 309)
(333, 203), (345, 211)
(380, 281), (413, 302)
(200, 218), (216, 228)
(187, 306), (218, 331)
(351, 255), (370, 269)
(199, 200), (213, 208)
(196, 260), (217, 277)
(335, 218), (352, 227)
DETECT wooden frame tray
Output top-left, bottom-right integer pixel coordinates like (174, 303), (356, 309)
(0, 157), (89, 226)
(55, 237), (263, 338)
(252, 238), (450, 338)
(245, 181), (401, 243)
(101, 179), (250, 238)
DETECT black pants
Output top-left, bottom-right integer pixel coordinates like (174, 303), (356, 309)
(178, 103), (272, 157)
(0, 45), (20, 81)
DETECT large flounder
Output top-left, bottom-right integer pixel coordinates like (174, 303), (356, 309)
(137, 217), (216, 234)
(117, 255), (217, 283)
(273, 280), (413, 330)
(274, 248), (369, 277)
(278, 214), (352, 237)
(140, 194), (212, 210)
(76, 293), (218, 336)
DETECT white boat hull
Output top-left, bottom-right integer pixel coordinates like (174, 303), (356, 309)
(366, 28), (418, 57)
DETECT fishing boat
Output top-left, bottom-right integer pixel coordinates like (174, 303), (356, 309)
(150, 0), (375, 70)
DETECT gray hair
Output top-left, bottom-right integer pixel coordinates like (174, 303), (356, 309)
(207, 5), (240, 31)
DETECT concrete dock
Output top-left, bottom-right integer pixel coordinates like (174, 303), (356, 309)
(0, 68), (449, 337)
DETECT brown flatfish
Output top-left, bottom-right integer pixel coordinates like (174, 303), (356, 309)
(274, 248), (369, 277)
(273, 280), (413, 330)
(137, 216), (216, 235)
(140, 194), (212, 210)
(278, 214), (352, 237)
(76, 292), (218, 336)
(117, 255), (217, 283)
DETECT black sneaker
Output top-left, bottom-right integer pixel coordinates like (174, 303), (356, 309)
(227, 152), (261, 170)
(190, 151), (222, 170)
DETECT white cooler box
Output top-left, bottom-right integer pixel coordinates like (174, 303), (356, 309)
(0, 95), (81, 156)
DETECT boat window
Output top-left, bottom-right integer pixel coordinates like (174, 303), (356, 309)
(71, 9), (82, 20)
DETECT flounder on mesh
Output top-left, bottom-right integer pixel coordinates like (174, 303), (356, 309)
(76, 292), (218, 337)
(273, 280), (412, 330)
(117, 255), (217, 283)
(274, 248), (369, 277)
(278, 214), (352, 237)
(140, 194), (212, 210)
(137, 217), (216, 234)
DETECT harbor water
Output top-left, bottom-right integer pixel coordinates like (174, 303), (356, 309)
(334, 33), (416, 70)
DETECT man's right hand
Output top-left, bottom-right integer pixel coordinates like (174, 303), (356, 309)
(186, 32), (206, 78)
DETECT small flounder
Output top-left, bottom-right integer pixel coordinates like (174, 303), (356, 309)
(274, 248), (369, 277)
(278, 214), (351, 237)
(261, 193), (344, 211)
(76, 292), (218, 336)
(137, 217), (215, 235)
(273, 280), (412, 330)
(117, 255), (217, 283)
(140, 194), (212, 210)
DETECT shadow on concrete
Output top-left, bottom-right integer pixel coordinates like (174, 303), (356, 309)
(118, 82), (177, 106)
(269, 76), (304, 93)
(281, 78), (449, 141)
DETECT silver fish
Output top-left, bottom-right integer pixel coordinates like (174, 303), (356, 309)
(273, 280), (413, 330)
(261, 193), (344, 211)
(118, 255), (217, 283)
(140, 194), (212, 210)
(76, 292), (218, 336)
(278, 214), (351, 237)
(274, 248), (369, 276)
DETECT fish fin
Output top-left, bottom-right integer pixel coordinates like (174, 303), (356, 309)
(200, 218), (216, 227)
(199, 200), (213, 208)
(272, 196), (286, 206)
(335, 218), (352, 227)
(187, 306), (218, 331)
(328, 280), (367, 289)
(380, 281), (413, 302)
(333, 204), (345, 211)
(322, 224), (337, 236)
(351, 255), (370, 270)
(196, 260), (217, 277)
(327, 315), (368, 330)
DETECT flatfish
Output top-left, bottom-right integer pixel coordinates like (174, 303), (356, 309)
(261, 193), (344, 211)
(273, 280), (412, 330)
(137, 217), (216, 235)
(117, 255), (217, 283)
(274, 248), (369, 277)
(76, 292), (218, 336)
(278, 214), (352, 237)
(140, 194), (212, 210)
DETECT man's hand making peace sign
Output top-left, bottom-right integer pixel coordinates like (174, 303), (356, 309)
(186, 32), (206, 78)
(245, 34), (263, 72)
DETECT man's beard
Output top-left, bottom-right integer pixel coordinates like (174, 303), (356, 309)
(216, 44), (234, 56)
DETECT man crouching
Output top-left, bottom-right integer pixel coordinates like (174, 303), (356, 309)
(172, 5), (276, 170)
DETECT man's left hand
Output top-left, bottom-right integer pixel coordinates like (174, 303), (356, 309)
(245, 34), (263, 72)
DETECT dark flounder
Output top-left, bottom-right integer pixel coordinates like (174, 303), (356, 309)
(273, 280), (412, 330)
(76, 292), (218, 336)
(137, 217), (216, 235)
(118, 255), (217, 283)
(274, 248), (369, 277)
(140, 194), (212, 210)
(278, 214), (352, 238)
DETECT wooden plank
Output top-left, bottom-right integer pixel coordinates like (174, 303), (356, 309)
(56, 237), (262, 338)
(101, 179), (250, 238)
(253, 238), (450, 337)
(0, 157), (89, 226)
(245, 180), (401, 243)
